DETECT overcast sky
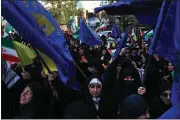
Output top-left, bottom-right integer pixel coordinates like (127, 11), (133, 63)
(77, 1), (101, 12)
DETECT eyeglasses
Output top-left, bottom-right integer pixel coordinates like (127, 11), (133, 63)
(89, 84), (102, 89)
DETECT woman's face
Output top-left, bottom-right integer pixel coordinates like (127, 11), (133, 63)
(167, 63), (174, 71)
(160, 90), (172, 105)
(41, 71), (48, 79)
(102, 50), (106, 55)
(79, 48), (84, 55)
(20, 86), (33, 105)
(89, 84), (102, 97)
(21, 72), (31, 80)
(117, 64), (121, 72)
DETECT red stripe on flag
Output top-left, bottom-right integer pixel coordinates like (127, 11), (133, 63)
(2, 54), (20, 62)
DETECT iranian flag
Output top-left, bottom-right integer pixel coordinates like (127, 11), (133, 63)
(2, 38), (19, 62)
(95, 23), (109, 32)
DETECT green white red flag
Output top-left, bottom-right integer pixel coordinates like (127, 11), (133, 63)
(2, 38), (20, 62)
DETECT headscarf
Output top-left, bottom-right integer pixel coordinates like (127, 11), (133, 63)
(119, 94), (149, 119)
(20, 82), (52, 119)
(87, 75), (102, 110)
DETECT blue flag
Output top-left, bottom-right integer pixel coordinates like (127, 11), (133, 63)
(149, 0), (180, 66)
(135, 9), (160, 27)
(114, 37), (122, 45)
(114, 28), (129, 58)
(94, 0), (162, 26)
(159, 103), (180, 119)
(2, 0), (80, 90)
(80, 18), (102, 46)
(149, 0), (180, 108)
(111, 24), (121, 38)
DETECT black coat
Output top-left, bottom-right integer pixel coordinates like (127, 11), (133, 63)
(50, 72), (118, 119)
(14, 82), (54, 119)
(149, 98), (172, 118)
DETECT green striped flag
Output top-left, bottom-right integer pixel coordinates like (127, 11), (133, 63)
(2, 38), (20, 62)
(72, 30), (80, 40)
(2, 20), (13, 38)
(4, 22), (13, 33)
(144, 30), (153, 38)
(67, 16), (79, 40)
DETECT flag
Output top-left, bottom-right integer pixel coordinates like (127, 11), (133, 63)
(72, 30), (80, 40)
(111, 24), (121, 38)
(1, 31), (9, 38)
(2, 60), (16, 70)
(114, 28), (129, 58)
(80, 17), (102, 46)
(108, 49), (116, 57)
(13, 41), (36, 66)
(144, 30), (153, 38)
(149, 0), (180, 66)
(135, 9), (160, 27)
(37, 49), (57, 73)
(2, 62), (20, 89)
(94, 0), (162, 27)
(2, 38), (19, 62)
(95, 23), (108, 32)
(1, 20), (10, 38)
(2, 0), (80, 89)
(4, 22), (13, 34)
(159, 103), (180, 119)
(149, 0), (180, 107)
(71, 22), (79, 34)
(67, 16), (79, 40)
(67, 17), (78, 33)
(67, 16), (75, 30)
(107, 37), (115, 41)
(131, 28), (137, 41)
(114, 37), (122, 45)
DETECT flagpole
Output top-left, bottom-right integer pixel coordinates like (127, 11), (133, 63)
(129, 27), (153, 48)
(74, 61), (88, 80)
(29, 41), (87, 80)
(33, 48), (51, 73)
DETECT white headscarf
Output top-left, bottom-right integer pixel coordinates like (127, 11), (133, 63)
(88, 78), (102, 87)
(88, 78), (102, 110)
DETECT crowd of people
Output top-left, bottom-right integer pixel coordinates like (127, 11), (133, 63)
(2, 30), (174, 119)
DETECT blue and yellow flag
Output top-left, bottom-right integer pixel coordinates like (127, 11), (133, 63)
(2, 0), (80, 89)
